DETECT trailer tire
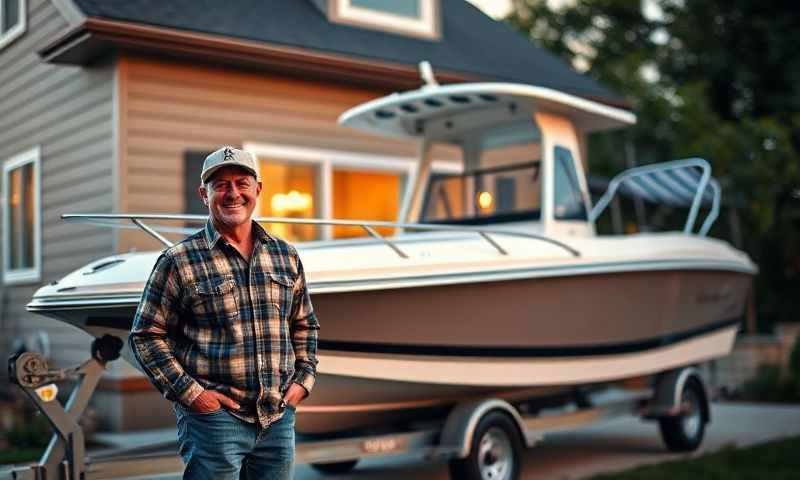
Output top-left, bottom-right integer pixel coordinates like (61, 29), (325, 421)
(449, 410), (522, 480)
(658, 376), (706, 452)
(310, 460), (359, 475)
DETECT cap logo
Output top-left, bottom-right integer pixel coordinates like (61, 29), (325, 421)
(223, 147), (235, 162)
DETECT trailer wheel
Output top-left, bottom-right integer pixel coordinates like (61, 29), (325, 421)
(658, 377), (706, 452)
(310, 460), (359, 475)
(449, 411), (522, 480)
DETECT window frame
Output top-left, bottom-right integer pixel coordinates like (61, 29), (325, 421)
(2, 145), (42, 285)
(328, 0), (441, 41)
(0, 0), (27, 51)
(552, 145), (589, 221)
(243, 142), (460, 240)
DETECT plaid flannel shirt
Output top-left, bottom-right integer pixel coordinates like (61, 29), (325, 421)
(129, 220), (319, 428)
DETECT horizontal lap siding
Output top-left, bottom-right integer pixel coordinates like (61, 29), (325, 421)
(0, 0), (114, 366)
(121, 56), (419, 252)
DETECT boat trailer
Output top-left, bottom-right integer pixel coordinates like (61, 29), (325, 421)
(2, 340), (711, 480)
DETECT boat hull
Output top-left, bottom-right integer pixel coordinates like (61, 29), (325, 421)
(29, 267), (750, 434)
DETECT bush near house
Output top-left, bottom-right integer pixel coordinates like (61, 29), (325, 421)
(739, 338), (800, 403)
(0, 413), (50, 465)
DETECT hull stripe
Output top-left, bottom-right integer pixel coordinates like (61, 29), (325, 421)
(319, 317), (741, 358)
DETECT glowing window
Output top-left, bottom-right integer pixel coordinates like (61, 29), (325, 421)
(2, 146), (40, 284)
(332, 169), (404, 238)
(259, 161), (322, 242)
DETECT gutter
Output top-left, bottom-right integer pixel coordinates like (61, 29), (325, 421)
(37, 18), (476, 90)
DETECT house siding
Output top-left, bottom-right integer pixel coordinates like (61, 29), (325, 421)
(119, 55), (420, 252)
(0, 0), (115, 366)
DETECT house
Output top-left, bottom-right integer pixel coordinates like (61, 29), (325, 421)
(0, 0), (627, 431)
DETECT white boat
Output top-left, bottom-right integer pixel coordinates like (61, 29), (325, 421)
(28, 79), (756, 435)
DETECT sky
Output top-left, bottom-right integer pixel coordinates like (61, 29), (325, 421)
(467, 0), (513, 19)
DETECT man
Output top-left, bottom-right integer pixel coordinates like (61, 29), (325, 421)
(129, 146), (319, 479)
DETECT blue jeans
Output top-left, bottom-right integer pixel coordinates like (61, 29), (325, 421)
(174, 403), (295, 480)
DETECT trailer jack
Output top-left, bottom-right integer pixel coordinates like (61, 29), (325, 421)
(6, 335), (122, 480)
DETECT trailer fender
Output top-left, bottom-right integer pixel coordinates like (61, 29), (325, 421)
(438, 398), (530, 459)
(650, 367), (710, 423)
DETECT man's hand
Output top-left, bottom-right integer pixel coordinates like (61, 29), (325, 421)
(190, 390), (240, 413)
(283, 383), (307, 407)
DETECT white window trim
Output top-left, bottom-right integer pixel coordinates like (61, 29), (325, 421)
(243, 142), (460, 240)
(0, 0), (27, 51)
(2, 145), (42, 285)
(330, 0), (440, 40)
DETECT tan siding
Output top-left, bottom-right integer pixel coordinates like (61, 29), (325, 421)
(0, 0), (115, 365)
(120, 55), (420, 252)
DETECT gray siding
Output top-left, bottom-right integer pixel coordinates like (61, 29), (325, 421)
(0, 0), (115, 366)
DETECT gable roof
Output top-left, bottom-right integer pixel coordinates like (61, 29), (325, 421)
(42, 0), (628, 108)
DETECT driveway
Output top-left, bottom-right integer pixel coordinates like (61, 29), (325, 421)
(292, 402), (800, 480)
(90, 401), (800, 480)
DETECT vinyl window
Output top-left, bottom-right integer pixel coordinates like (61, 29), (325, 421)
(2, 146), (41, 284)
(0, 0), (26, 50)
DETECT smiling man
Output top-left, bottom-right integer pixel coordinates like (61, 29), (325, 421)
(129, 146), (319, 479)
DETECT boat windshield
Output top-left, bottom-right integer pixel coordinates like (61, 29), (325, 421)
(420, 120), (542, 225)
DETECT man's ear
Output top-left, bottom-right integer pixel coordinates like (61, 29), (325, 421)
(198, 185), (209, 207)
(255, 181), (262, 196)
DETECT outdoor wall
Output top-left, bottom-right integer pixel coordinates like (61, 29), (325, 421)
(116, 55), (422, 252)
(0, 0), (115, 368)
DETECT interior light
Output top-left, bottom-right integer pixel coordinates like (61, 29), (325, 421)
(271, 190), (313, 214)
(477, 191), (493, 210)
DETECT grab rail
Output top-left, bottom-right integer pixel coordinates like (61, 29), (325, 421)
(589, 158), (721, 236)
(62, 213), (581, 258)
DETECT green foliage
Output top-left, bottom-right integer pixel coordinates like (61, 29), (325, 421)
(507, 0), (800, 326)
(737, 337), (800, 402)
(790, 337), (800, 384)
(740, 365), (799, 403)
(590, 436), (800, 479)
(3, 413), (51, 450)
(0, 448), (43, 465)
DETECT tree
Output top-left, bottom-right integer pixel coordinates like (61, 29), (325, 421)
(507, 0), (800, 326)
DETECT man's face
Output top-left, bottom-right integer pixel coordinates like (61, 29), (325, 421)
(199, 166), (262, 229)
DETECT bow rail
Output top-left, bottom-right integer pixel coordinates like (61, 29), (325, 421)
(61, 213), (581, 258)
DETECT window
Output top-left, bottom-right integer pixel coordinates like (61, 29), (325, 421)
(260, 161), (322, 242)
(328, 0), (440, 40)
(0, 0), (26, 50)
(2, 146), (40, 284)
(421, 120), (543, 225)
(332, 169), (403, 238)
(185, 144), (458, 243)
(553, 146), (588, 221)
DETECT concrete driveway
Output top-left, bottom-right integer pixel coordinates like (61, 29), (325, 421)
(293, 402), (800, 480)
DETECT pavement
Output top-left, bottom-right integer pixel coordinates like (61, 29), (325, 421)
(94, 402), (800, 479)
(293, 402), (800, 480)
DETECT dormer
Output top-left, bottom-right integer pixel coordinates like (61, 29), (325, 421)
(312, 0), (441, 41)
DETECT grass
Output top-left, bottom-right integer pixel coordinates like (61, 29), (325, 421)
(591, 436), (800, 480)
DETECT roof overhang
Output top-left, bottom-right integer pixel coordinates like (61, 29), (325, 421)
(38, 18), (633, 110)
(38, 18), (475, 90)
(338, 82), (637, 140)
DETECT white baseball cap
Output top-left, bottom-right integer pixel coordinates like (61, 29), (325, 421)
(200, 146), (259, 184)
